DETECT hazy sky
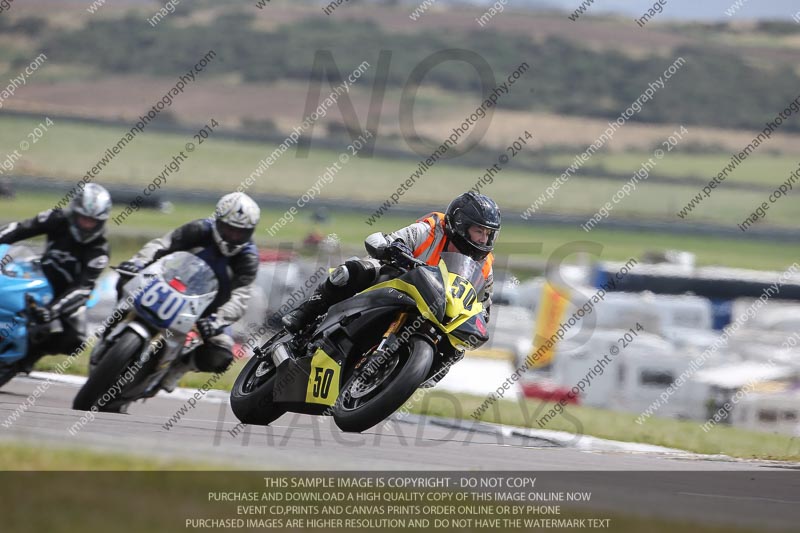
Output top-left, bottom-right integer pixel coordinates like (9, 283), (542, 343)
(519, 0), (800, 21)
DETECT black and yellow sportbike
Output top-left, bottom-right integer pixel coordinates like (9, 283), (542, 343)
(230, 251), (490, 433)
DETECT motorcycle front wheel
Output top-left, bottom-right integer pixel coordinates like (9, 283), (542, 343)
(0, 361), (19, 390)
(72, 331), (143, 412)
(230, 349), (287, 426)
(333, 335), (433, 433)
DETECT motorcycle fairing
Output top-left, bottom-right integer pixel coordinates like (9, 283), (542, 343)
(362, 260), (484, 348)
(315, 288), (419, 338)
(273, 337), (346, 413)
(0, 245), (53, 363)
(449, 312), (490, 348)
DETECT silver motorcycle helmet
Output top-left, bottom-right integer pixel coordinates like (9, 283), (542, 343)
(212, 192), (260, 256)
(68, 183), (112, 243)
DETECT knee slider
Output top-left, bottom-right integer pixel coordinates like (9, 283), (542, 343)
(345, 259), (380, 285)
(329, 265), (350, 287)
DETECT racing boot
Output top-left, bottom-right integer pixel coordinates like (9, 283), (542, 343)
(282, 261), (374, 334)
(160, 353), (197, 393)
(281, 284), (333, 334)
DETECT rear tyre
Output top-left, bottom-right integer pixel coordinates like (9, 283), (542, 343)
(333, 336), (433, 433)
(72, 331), (143, 412)
(230, 350), (287, 426)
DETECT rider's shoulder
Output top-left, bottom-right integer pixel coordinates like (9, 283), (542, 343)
(35, 208), (64, 225)
(415, 211), (445, 224)
(231, 242), (259, 274)
(190, 218), (214, 231)
(175, 218), (213, 239)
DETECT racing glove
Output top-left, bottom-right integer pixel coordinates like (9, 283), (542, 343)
(117, 259), (144, 276)
(386, 239), (415, 269)
(196, 314), (226, 340)
(30, 303), (53, 324)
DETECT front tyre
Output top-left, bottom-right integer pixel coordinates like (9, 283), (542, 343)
(333, 336), (433, 433)
(72, 331), (143, 412)
(0, 362), (19, 390)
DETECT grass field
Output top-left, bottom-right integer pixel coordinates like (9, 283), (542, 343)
(2, 115), (800, 227)
(547, 151), (800, 186)
(2, 190), (800, 270)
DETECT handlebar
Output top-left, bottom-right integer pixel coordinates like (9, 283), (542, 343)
(112, 265), (140, 276)
(385, 250), (426, 271)
(399, 251), (425, 267)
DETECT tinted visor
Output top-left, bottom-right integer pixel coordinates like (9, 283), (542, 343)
(216, 220), (254, 246)
(75, 214), (101, 232)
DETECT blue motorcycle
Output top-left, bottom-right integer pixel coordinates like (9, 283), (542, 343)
(0, 244), (97, 389)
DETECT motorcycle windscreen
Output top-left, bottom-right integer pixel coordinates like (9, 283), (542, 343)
(133, 252), (218, 329)
(0, 244), (46, 279)
(159, 252), (219, 296)
(439, 252), (486, 296)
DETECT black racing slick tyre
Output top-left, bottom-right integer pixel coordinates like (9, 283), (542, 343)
(230, 353), (287, 426)
(72, 331), (143, 412)
(333, 336), (433, 433)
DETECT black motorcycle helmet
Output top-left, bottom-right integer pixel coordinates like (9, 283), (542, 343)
(444, 192), (501, 261)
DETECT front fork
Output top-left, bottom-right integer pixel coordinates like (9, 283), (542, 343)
(375, 312), (409, 353)
(354, 312), (409, 373)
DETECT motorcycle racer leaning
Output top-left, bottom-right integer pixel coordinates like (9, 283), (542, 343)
(282, 191), (501, 385)
(0, 183), (112, 369)
(115, 192), (260, 390)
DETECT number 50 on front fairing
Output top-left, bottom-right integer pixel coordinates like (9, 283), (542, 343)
(230, 251), (490, 433)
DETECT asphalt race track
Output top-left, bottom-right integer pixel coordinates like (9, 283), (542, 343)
(1, 375), (799, 531)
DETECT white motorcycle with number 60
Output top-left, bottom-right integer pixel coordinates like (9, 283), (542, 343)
(73, 252), (218, 413)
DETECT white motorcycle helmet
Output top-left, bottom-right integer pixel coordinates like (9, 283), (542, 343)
(68, 183), (112, 243)
(212, 192), (260, 256)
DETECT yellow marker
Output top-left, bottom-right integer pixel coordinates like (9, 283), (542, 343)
(529, 282), (570, 368)
(305, 347), (340, 406)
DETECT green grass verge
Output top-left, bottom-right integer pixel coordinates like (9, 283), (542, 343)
(3, 114), (800, 226)
(0, 441), (217, 470)
(407, 392), (800, 462)
(4, 190), (800, 270)
(547, 151), (800, 186)
(33, 350), (246, 392)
